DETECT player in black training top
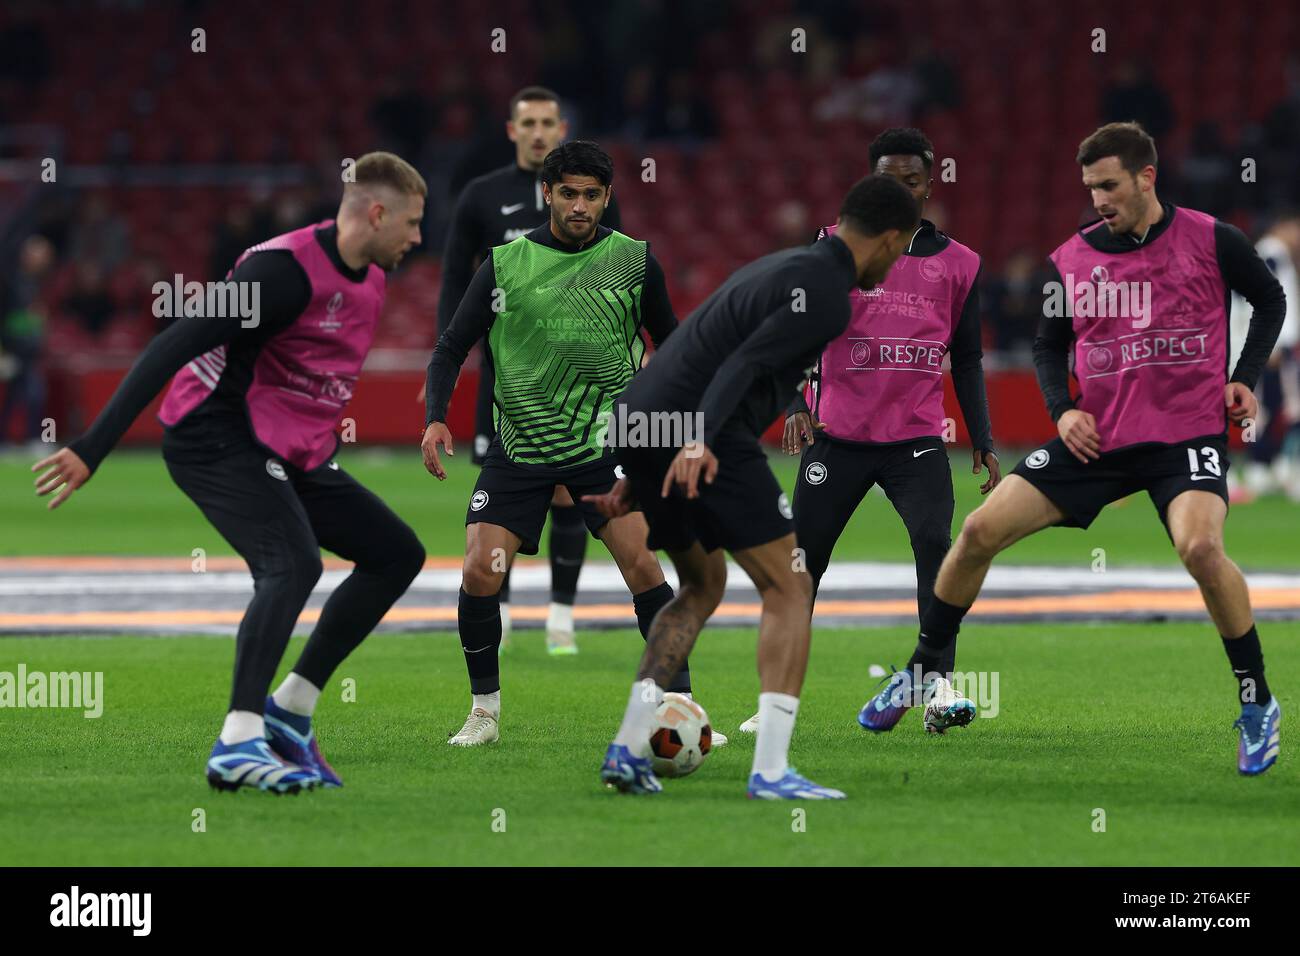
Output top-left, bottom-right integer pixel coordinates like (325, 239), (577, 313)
(439, 85), (622, 655)
(585, 175), (920, 799)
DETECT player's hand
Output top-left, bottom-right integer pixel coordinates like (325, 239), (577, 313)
(582, 477), (634, 519)
(661, 442), (719, 499)
(782, 412), (824, 455)
(421, 422), (454, 480)
(1057, 409), (1101, 463)
(31, 447), (90, 510)
(1225, 382), (1256, 426)
(973, 448), (1001, 495)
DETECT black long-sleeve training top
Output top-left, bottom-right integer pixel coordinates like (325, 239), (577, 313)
(1033, 203), (1286, 423)
(616, 233), (859, 447)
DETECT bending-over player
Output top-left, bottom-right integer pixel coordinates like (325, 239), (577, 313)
(586, 174), (920, 798)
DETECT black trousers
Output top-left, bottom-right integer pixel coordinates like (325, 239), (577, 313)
(164, 435), (425, 714)
(793, 434), (955, 624)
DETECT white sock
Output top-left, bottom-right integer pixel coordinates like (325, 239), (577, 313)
(472, 690), (500, 718)
(272, 672), (320, 717)
(500, 603), (512, 641)
(547, 601), (574, 635)
(613, 679), (664, 752)
(219, 710), (265, 745)
(751, 692), (800, 782)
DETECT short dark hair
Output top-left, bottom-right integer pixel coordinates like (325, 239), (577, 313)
(838, 175), (920, 237)
(869, 127), (935, 172)
(510, 85), (561, 118)
(1076, 121), (1158, 175)
(540, 140), (614, 188)
(351, 151), (428, 197)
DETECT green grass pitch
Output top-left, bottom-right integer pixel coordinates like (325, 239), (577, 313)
(1, 623), (1297, 866)
(4, 446), (1299, 566)
(2, 446), (1298, 865)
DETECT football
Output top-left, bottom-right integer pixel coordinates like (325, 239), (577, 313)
(649, 693), (713, 778)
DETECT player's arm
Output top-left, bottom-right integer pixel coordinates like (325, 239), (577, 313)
(1217, 221), (1287, 423)
(665, 290), (844, 498)
(1032, 262), (1098, 462)
(782, 383), (824, 455)
(422, 253), (498, 478)
(949, 272), (1000, 492)
(33, 252), (307, 508)
(639, 250), (677, 347)
(437, 182), (483, 339)
(699, 281), (847, 449)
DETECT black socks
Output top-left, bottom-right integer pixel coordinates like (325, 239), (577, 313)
(908, 595), (969, 679)
(549, 503), (587, 605)
(459, 587), (502, 694)
(1222, 624), (1271, 707)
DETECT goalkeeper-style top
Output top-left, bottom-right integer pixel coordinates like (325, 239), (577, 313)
(426, 223), (677, 469)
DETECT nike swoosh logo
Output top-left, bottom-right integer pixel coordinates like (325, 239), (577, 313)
(913, 448), (938, 458)
(773, 705), (795, 715)
(501, 203), (526, 215)
(1190, 475), (1218, 481)
(462, 644), (496, 654)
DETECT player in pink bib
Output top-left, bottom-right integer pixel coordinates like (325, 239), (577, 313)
(33, 154), (429, 793)
(740, 128), (999, 738)
(871, 123), (1287, 775)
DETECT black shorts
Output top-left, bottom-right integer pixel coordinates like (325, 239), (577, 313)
(1011, 434), (1230, 531)
(467, 439), (616, 554)
(793, 434), (954, 577)
(162, 434), (422, 579)
(616, 427), (794, 554)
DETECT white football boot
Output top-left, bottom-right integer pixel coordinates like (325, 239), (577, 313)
(546, 602), (578, 655)
(448, 707), (500, 746)
(922, 676), (976, 735)
(737, 712), (760, 734)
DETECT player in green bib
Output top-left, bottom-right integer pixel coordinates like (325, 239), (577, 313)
(423, 141), (723, 750)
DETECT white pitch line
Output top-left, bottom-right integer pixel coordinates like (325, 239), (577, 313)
(1, 562), (1298, 597)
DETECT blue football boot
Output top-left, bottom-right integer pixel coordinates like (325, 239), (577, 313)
(600, 743), (662, 794)
(1234, 697), (1281, 776)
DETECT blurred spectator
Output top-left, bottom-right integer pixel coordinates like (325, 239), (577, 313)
(1179, 121), (1234, 217)
(0, 236), (54, 447)
(271, 191), (310, 234)
(1101, 60), (1173, 139)
(983, 249), (1051, 353)
(68, 196), (131, 273)
(908, 38), (960, 116)
(369, 74), (435, 163)
(62, 261), (117, 338)
(209, 204), (259, 278)
(771, 200), (813, 250)
(1229, 217), (1300, 499)
(646, 70), (717, 143)
(618, 65), (657, 141)
(816, 41), (919, 126)
(0, 8), (50, 93)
